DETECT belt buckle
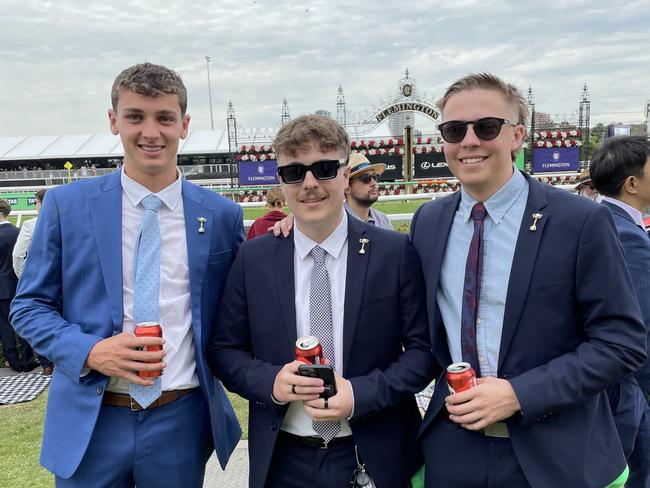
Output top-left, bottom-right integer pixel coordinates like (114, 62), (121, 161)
(129, 396), (143, 412)
(483, 422), (509, 438)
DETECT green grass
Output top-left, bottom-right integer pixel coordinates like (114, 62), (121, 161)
(0, 393), (52, 487)
(0, 389), (249, 488)
(242, 200), (427, 235)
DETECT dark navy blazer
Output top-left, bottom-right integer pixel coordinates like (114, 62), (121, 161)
(410, 173), (647, 488)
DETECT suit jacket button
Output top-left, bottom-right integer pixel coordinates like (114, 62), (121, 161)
(271, 422), (278, 431)
(96, 386), (104, 395)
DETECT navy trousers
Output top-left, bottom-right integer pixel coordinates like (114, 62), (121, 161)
(56, 388), (213, 488)
(422, 417), (530, 488)
(264, 432), (358, 488)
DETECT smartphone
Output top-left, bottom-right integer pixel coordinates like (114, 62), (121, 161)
(298, 364), (337, 399)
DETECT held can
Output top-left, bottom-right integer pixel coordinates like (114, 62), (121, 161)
(446, 362), (477, 394)
(295, 335), (324, 365)
(134, 322), (163, 378)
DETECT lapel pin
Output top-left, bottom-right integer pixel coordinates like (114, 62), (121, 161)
(529, 213), (543, 232)
(197, 217), (207, 233)
(358, 238), (369, 254)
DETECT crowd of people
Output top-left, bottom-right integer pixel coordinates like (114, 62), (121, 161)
(1, 62), (648, 488)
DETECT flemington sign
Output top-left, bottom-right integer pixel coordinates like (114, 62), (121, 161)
(374, 101), (439, 123)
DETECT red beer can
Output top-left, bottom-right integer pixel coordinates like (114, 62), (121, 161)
(295, 335), (324, 364)
(134, 322), (163, 378)
(446, 362), (477, 394)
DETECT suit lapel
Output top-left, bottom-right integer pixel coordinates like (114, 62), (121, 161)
(498, 175), (549, 370)
(182, 180), (211, 347)
(342, 218), (370, 375)
(427, 193), (460, 296)
(90, 172), (123, 335)
(274, 234), (298, 354)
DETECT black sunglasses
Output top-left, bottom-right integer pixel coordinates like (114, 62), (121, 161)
(277, 159), (346, 184)
(354, 173), (380, 184)
(438, 117), (517, 143)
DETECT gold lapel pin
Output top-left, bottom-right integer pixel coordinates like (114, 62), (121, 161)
(358, 238), (369, 254)
(197, 217), (207, 233)
(529, 213), (543, 232)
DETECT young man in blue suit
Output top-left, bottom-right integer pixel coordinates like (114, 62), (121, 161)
(10, 63), (243, 487)
(208, 115), (434, 488)
(590, 135), (650, 487)
(410, 74), (647, 487)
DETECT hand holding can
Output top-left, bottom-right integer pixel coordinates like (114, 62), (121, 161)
(446, 362), (477, 394)
(134, 322), (163, 378)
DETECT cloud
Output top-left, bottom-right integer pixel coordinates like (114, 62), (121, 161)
(0, 0), (648, 137)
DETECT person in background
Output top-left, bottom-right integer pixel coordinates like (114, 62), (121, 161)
(590, 135), (650, 487)
(246, 187), (287, 239)
(12, 188), (54, 375)
(0, 198), (37, 372)
(575, 168), (600, 201)
(344, 153), (393, 230)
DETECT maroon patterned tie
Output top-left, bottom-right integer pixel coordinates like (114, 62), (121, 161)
(460, 202), (486, 377)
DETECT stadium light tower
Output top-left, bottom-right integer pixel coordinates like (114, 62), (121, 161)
(205, 56), (215, 130)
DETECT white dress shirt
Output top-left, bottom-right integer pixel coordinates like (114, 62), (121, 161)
(13, 217), (37, 278)
(280, 211), (353, 437)
(107, 169), (198, 394)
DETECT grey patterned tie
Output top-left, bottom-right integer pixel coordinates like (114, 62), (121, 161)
(309, 245), (341, 444)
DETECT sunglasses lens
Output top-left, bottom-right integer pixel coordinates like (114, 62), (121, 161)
(359, 174), (379, 184)
(311, 160), (339, 179)
(440, 122), (468, 143)
(474, 118), (502, 141)
(278, 164), (305, 184)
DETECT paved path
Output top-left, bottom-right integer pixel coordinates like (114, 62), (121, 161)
(204, 441), (249, 487)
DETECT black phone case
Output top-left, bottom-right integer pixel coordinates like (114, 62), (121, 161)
(298, 364), (338, 398)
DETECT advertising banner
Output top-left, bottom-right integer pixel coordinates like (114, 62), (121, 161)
(414, 152), (453, 179)
(532, 147), (580, 173)
(238, 160), (279, 186)
(367, 154), (403, 181)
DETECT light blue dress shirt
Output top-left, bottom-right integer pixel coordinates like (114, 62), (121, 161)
(437, 169), (529, 376)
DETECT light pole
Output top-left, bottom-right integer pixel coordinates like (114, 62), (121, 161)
(205, 56), (215, 130)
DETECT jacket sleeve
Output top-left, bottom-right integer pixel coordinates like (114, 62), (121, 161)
(9, 191), (102, 380)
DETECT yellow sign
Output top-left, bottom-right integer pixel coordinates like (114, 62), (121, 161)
(64, 161), (73, 170)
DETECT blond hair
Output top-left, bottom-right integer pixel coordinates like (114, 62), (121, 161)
(266, 187), (286, 208)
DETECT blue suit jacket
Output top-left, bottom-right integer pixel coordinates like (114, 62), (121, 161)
(10, 170), (244, 479)
(410, 173), (647, 488)
(602, 200), (650, 397)
(208, 216), (436, 488)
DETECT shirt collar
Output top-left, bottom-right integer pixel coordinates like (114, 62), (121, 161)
(459, 167), (527, 224)
(294, 211), (348, 260)
(602, 196), (646, 228)
(120, 167), (183, 210)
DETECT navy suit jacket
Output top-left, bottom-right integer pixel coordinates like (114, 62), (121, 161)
(0, 222), (19, 300)
(208, 216), (435, 488)
(602, 199), (650, 396)
(10, 170), (244, 478)
(410, 173), (647, 488)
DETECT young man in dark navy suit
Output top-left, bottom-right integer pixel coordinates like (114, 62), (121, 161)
(209, 115), (434, 488)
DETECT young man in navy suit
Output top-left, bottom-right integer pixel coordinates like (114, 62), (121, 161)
(11, 63), (243, 487)
(209, 115), (434, 488)
(411, 74), (646, 487)
(590, 135), (650, 487)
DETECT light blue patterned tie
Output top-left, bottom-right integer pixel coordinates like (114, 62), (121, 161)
(129, 194), (163, 409)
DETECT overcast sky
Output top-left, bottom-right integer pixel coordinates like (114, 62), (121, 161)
(1, 0), (648, 137)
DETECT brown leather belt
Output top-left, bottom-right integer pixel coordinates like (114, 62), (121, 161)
(102, 387), (198, 411)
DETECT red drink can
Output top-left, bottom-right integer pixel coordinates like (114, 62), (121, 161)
(446, 362), (477, 394)
(134, 322), (163, 378)
(295, 335), (324, 364)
